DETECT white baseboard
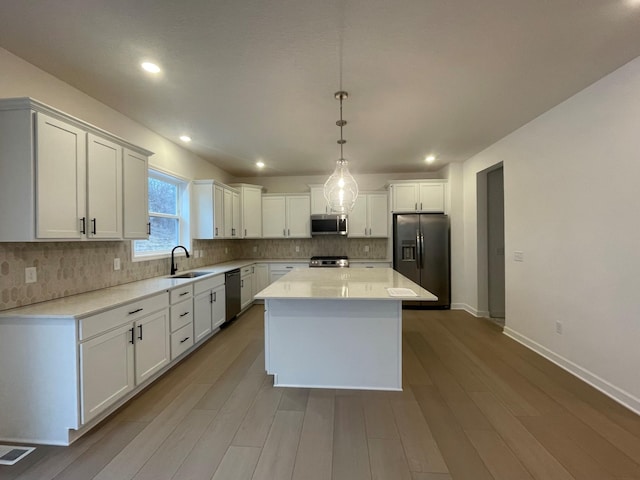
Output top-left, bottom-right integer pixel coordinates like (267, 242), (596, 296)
(451, 303), (489, 318)
(503, 327), (640, 416)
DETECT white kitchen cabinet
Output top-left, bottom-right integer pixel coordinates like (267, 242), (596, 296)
(135, 309), (171, 384)
(87, 133), (122, 239)
(35, 112), (87, 239)
(348, 192), (388, 238)
(123, 148), (150, 239)
(193, 274), (226, 343)
(80, 322), (135, 424)
(269, 263), (308, 283)
(240, 265), (254, 310)
(231, 191), (240, 238)
(230, 184), (263, 238)
(310, 185), (330, 214)
(79, 292), (169, 424)
(193, 180), (242, 239)
(253, 264), (269, 296)
(389, 180), (446, 213)
(0, 98), (153, 242)
(262, 194), (310, 238)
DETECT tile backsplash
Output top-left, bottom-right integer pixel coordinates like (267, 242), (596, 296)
(0, 237), (387, 311)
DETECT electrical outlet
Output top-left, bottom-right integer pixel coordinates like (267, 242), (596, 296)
(364, 245), (370, 253)
(25, 267), (37, 284)
(514, 251), (524, 262)
(224, 247), (228, 254)
(113, 258), (121, 270)
(199, 250), (204, 258)
(295, 245), (300, 252)
(556, 321), (563, 334)
(253, 246), (257, 253)
(194, 250), (199, 258)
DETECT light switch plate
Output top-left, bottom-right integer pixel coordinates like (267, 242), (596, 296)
(514, 251), (524, 262)
(25, 267), (37, 283)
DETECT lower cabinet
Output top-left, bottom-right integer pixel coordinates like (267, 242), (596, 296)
(253, 263), (269, 296)
(79, 292), (170, 424)
(193, 274), (226, 342)
(240, 265), (254, 310)
(169, 293), (194, 360)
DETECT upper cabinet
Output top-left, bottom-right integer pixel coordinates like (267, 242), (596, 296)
(389, 180), (447, 213)
(309, 185), (330, 214)
(192, 180), (241, 239)
(0, 98), (153, 242)
(348, 192), (388, 238)
(262, 194), (310, 238)
(230, 184), (263, 238)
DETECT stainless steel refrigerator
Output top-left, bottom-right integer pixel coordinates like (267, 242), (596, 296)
(393, 213), (450, 308)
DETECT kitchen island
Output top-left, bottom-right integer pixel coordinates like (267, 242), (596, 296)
(254, 267), (437, 391)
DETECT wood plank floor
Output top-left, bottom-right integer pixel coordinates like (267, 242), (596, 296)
(2, 306), (640, 480)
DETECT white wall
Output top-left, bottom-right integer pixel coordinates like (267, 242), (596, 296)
(0, 48), (231, 182)
(462, 56), (640, 412)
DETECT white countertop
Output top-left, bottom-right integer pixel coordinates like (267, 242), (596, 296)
(255, 268), (437, 301)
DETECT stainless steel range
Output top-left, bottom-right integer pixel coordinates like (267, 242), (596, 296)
(309, 255), (349, 268)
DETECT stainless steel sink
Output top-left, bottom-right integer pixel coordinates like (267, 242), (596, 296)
(170, 271), (213, 278)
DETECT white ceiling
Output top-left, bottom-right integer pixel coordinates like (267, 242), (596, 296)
(1, 0), (640, 177)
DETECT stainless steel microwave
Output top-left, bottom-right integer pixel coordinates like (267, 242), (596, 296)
(310, 214), (348, 236)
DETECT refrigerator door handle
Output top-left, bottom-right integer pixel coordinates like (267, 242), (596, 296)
(416, 229), (421, 269)
(418, 230), (425, 270)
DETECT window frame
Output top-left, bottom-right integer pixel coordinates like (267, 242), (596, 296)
(132, 168), (191, 262)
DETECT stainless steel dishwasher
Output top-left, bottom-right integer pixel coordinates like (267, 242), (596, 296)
(224, 268), (241, 323)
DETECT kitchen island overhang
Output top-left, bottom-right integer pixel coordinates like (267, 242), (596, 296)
(255, 267), (437, 391)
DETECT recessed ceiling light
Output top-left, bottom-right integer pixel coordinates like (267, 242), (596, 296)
(425, 154), (436, 164)
(179, 135), (191, 142)
(141, 62), (161, 74)
(256, 161), (265, 168)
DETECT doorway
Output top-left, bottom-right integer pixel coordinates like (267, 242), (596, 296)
(476, 163), (505, 323)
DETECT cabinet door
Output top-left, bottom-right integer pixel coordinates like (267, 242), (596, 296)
(240, 273), (253, 310)
(286, 195), (311, 237)
(214, 184), (224, 238)
(418, 183), (445, 212)
(243, 187), (262, 238)
(135, 309), (170, 385)
(231, 191), (240, 238)
(262, 196), (286, 238)
(80, 323), (135, 424)
(35, 113), (87, 239)
(193, 290), (212, 343)
(348, 195), (368, 238)
(367, 193), (388, 237)
(223, 187), (233, 238)
(391, 183), (418, 212)
(212, 284), (226, 329)
(253, 264), (269, 294)
(87, 134), (123, 239)
(123, 148), (149, 239)
(310, 186), (328, 214)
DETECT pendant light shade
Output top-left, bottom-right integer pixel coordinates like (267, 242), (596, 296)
(324, 91), (358, 213)
(324, 158), (358, 214)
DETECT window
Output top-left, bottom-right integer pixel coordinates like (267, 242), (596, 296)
(133, 169), (190, 259)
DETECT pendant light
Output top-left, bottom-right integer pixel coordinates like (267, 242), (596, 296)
(324, 91), (358, 214)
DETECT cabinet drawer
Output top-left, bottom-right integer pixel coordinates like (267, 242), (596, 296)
(80, 292), (169, 341)
(170, 299), (193, 332)
(193, 274), (225, 295)
(170, 285), (193, 304)
(171, 323), (194, 359)
(241, 265), (254, 276)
